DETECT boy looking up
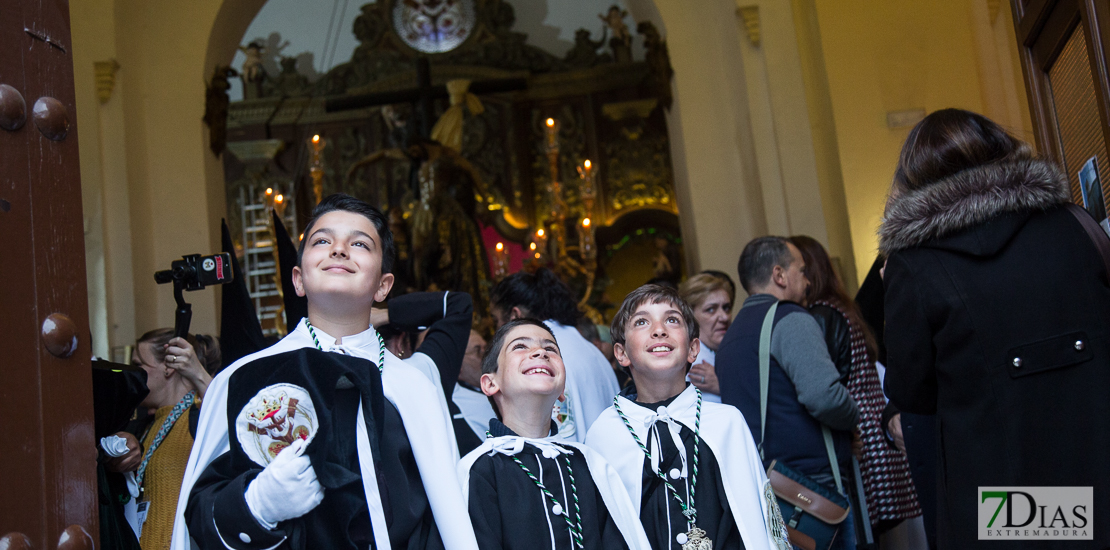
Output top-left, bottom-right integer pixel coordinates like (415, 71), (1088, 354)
(172, 194), (477, 550)
(458, 319), (650, 550)
(586, 285), (789, 550)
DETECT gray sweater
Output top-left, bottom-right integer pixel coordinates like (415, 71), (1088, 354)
(750, 294), (859, 431)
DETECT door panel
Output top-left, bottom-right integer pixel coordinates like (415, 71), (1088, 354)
(0, 0), (98, 547)
(1012, 0), (1110, 208)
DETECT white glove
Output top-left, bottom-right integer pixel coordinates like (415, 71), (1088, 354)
(244, 438), (324, 528)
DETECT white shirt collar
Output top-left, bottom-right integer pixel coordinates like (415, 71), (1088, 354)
(294, 318), (383, 355)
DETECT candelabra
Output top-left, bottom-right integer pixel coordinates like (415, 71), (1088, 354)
(308, 134), (326, 205)
(490, 241), (510, 280)
(538, 116), (601, 313)
(543, 118), (569, 260)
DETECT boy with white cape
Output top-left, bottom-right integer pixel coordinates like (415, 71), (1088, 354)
(585, 285), (790, 550)
(170, 194), (477, 550)
(457, 318), (650, 549)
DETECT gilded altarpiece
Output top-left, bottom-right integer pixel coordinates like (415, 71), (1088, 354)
(220, 0), (681, 318)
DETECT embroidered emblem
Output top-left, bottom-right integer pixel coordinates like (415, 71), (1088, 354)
(236, 383), (317, 466)
(765, 479), (791, 550)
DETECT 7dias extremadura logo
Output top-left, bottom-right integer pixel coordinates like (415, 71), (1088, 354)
(979, 487), (1093, 540)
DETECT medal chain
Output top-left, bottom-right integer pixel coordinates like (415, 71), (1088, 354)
(306, 320), (385, 373)
(486, 433), (585, 548)
(613, 387), (703, 526)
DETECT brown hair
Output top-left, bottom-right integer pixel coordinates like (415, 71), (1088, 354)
(679, 273), (735, 311)
(610, 284), (698, 347)
(481, 318), (557, 376)
(788, 236), (877, 360)
(479, 318), (557, 420)
(137, 328), (222, 375)
(894, 108), (1031, 194)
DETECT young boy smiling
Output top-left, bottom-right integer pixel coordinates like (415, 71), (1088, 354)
(458, 319), (650, 550)
(585, 285), (789, 550)
(172, 194), (477, 550)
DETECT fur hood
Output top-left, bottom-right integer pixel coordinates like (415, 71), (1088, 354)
(878, 158), (1070, 255)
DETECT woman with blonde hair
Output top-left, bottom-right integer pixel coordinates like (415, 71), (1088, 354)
(678, 272), (735, 402)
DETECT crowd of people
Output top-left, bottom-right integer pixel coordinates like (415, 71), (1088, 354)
(91, 108), (1110, 550)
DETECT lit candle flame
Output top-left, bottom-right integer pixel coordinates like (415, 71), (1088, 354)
(537, 228), (545, 238)
(582, 217), (591, 228)
(275, 194), (284, 203)
(545, 118), (555, 127)
(496, 242), (504, 252)
(535, 252), (541, 259)
(584, 159), (591, 169)
(530, 242), (537, 251)
(312, 135), (320, 143)
(266, 188), (273, 195)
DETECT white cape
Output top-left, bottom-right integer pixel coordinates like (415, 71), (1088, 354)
(545, 321), (621, 443)
(585, 385), (789, 550)
(452, 383), (497, 441)
(458, 435), (652, 550)
(169, 319), (478, 550)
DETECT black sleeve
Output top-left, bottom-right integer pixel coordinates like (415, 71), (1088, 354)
(881, 401), (901, 450)
(809, 304), (853, 382)
(91, 368), (149, 439)
(388, 291), (474, 399)
(883, 253), (939, 414)
(467, 459), (504, 549)
(185, 452), (287, 550)
(595, 481), (631, 550)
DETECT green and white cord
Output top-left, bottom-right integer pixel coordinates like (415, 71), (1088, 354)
(305, 319), (385, 372)
(613, 387), (704, 525)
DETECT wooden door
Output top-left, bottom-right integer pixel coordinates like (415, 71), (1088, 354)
(1011, 0), (1110, 206)
(0, 0), (98, 548)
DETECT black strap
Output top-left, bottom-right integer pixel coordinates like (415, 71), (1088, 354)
(1066, 204), (1110, 284)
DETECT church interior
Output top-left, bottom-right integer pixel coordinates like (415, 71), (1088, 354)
(9, 0), (1110, 546)
(69, 0), (1034, 359)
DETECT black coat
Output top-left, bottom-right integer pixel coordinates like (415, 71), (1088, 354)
(879, 158), (1110, 549)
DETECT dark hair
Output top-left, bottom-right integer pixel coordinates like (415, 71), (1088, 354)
(490, 268), (580, 326)
(297, 193), (395, 274)
(137, 328), (222, 375)
(894, 108), (1031, 194)
(644, 277), (678, 290)
(609, 284), (698, 347)
(481, 318), (557, 376)
(738, 236), (794, 293)
(789, 235), (878, 361)
(576, 318), (601, 343)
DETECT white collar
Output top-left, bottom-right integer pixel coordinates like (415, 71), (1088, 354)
(486, 435), (573, 460)
(295, 318), (383, 355)
(615, 383), (699, 421)
(615, 384), (700, 479)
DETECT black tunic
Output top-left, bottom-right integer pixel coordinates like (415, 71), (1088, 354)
(632, 390), (744, 550)
(467, 420), (630, 550)
(185, 349), (443, 550)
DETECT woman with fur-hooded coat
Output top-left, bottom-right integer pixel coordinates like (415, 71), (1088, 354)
(879, 109), (1110, 549)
